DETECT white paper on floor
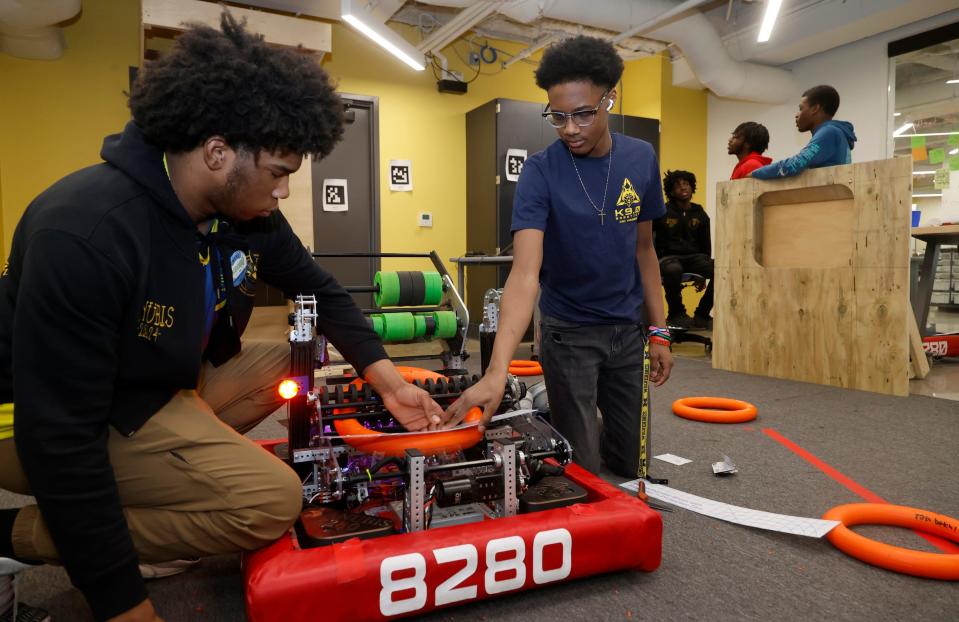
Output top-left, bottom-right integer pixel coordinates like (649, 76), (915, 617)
(621, 479), (840, 538)
(654, 453), (692, 466)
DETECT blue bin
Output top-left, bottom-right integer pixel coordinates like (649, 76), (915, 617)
(911, 211), (921, 227)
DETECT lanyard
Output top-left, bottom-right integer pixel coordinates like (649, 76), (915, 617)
(163, 154), (227, 311)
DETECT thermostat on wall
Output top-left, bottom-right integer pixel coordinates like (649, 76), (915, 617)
(418, 212), (433, 227)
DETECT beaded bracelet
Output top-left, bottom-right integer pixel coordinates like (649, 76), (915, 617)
(649, 336), (671, 347)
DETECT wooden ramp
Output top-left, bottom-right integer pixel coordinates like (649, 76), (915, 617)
(713, 157), (912, 396)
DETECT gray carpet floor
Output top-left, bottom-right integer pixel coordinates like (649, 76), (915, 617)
(4, 355), (958, 621)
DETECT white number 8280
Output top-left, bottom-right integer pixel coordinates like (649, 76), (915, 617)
(379, 528), (573, 616)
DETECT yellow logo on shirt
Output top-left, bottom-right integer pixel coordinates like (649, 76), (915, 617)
(615, 178), (641, 224)
(137, 300), (175, 342)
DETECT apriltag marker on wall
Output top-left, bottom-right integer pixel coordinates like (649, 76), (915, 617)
(389, 160), (413, 191)
(505, 148), (527, 182)
(322, 178), (349, 212)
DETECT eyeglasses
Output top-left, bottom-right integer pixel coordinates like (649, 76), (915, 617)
(542, 90), (610, 128)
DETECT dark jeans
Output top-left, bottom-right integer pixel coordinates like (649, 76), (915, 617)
(660, 253), (714, 318)
(539, 315), (647, 477)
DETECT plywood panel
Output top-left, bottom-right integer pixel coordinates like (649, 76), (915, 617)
(760, 196), (854, 268)
(713, 157), (912, 396)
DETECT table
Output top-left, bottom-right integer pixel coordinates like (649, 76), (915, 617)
(911, 224), (959, 336)
(448, 255), (514, 300)
(448, 255), (541, 358)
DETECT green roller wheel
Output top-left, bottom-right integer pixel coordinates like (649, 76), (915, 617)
(433, 310), (459, 339)
(422, 272), (444, 305)
(415, 312), (436, 339)
(370, 314), (385, 337)
(373, 271), (401, 307)
(413, 313), (428, 338)
(382, 312), (415, 341)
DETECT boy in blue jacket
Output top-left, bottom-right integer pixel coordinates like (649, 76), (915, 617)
(750, 85), (856, 179)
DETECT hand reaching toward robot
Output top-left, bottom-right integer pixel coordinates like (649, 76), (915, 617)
(442, 371), (506, 432)
(380, 382), (446, 431)
(364, 359), (445, 431)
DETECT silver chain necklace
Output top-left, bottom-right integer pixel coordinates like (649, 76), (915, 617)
(568, 134), (613, 225)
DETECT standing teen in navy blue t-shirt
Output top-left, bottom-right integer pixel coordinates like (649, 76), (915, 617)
(445, 36), (673, 477)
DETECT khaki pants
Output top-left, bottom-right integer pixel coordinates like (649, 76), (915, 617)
(0, 339), (301, 563)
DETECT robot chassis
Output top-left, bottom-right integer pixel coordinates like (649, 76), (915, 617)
(282, 292), (570, 537)
(243, 267), (662, 621)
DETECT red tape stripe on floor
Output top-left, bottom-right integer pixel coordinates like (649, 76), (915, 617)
(762, 428), (959, 554)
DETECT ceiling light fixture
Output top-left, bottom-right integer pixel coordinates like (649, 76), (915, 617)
(912, 193), (942, 198)
(912, 171), (936, 176)
(757, 0), (784, 43)
(892, 122), (914, 137)
(894, 131), (956, 138)
(947, 79), (959, 84)
(893, 112), (901, 117)
(341, 0), (425, 71)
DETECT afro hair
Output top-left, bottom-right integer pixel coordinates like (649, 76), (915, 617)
(534, 36), (624, 91)
(663, 170), (697, 202)
(129, 11), (343, 159)
(733, 121), (770, 153)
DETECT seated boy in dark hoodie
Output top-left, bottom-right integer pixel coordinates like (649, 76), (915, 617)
(750, 85), (856, 179)
(728, 121), (772, 179)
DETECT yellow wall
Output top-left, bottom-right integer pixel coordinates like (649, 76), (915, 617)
(0, 0), (141, 255)
(0, 4), (708, 284)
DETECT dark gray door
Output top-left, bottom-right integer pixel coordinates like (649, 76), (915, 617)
(312, 95), (380, 308)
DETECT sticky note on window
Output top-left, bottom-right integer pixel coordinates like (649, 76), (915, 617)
(911, 136), (926, 149)
(950, 155), (959, 172)
(929, 148), (945, 164)
(949, 134), (959, 147)
(913, 146), (928, 162)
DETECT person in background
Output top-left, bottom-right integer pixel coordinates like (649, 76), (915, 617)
(0, 13), (442, 622)
(653, 170), (713, 330)
(728, 121), (771, 179)
(444, 35), (673, 477)
(750, 85), (856, 179)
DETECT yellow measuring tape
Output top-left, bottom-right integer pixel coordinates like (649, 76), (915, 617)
(638, 340), (651, 480)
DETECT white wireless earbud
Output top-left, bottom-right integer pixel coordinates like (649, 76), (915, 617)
(606, 99), (615, 112)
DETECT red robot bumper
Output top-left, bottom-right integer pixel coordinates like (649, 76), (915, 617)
(244, 457), (662, 622)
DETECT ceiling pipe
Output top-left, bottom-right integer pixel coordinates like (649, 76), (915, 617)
(502, 33), (558, 69)
(610, 0), (712, 44)
(0, 0), (81, 60)
(647, 12), (796, 103)
(416, 1), (498, 54)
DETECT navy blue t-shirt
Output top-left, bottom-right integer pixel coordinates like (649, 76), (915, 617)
(511, 134), (665, 324)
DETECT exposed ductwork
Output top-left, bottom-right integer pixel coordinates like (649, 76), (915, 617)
(415, 0), (797, 104)
(0, 0), (81, 60)
(648, 12), (797, 104)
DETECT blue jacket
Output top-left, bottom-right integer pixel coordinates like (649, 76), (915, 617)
(751, 120), (857, 179)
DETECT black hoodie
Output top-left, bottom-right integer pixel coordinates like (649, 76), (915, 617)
(0, 122), (388, 619)
(652, 201), (711, 258)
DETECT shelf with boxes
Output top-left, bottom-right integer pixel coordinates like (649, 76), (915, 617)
(931, 245), (959, 308)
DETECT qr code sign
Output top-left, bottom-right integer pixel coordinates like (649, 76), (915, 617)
(325, 185), (345, 205)
(391, 166), (409, 185)
(508, 155), (525, 176)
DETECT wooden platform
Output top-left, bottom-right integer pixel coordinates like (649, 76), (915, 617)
(713, 157), (912, 396)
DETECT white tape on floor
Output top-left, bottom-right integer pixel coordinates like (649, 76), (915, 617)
(621, 479), (840, 538)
